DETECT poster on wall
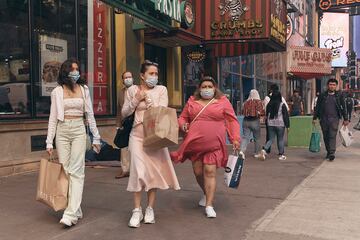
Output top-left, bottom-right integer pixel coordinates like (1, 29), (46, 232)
(40, 35), (68, 96)
(320, 12), (349, 68)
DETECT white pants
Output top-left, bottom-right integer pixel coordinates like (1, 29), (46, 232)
(56, 119), (86, 222)
(120, 147), (130, 172)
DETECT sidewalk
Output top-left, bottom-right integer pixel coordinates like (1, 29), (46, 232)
(245, 123), (360, 240)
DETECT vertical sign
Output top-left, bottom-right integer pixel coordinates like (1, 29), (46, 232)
(320, 12), (349, 67)
(93, 0), (108, 115)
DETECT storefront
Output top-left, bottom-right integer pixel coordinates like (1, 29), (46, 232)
(184, 0), (288, 112)
(0, 0), (199, 176)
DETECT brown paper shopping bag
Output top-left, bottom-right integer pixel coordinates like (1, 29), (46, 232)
(143, 106), (179, 149)
(36, 158), (69, 211)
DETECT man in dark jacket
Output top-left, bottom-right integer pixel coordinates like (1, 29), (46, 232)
(313, 78), (349, 161)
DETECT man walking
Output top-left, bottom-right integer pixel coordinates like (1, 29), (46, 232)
(313, 78), (349, 161)
(115, 71), (134, 178)
(289, 89), (304, 116)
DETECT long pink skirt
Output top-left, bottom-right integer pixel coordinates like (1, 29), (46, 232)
(127, 124), (180, 192)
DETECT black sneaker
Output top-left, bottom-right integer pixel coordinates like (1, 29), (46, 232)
(328, 155), (335, 161)
(325, 153), (330, 159)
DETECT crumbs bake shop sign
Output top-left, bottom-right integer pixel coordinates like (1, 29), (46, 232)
(211, 0), (264, 38)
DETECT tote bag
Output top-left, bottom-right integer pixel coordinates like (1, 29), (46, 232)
(36, 158), (69, 211)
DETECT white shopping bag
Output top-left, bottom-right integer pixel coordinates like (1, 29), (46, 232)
(224, 153), (245, 189)
(339, 126), (353, 147)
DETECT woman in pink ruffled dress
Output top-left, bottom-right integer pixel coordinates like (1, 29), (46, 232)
(171, 76), (240, 218)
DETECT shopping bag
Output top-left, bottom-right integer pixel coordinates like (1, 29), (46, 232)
(143, 106), (179, 149)
(36, 158), (69, 211)
(224, 153), (245, 189)
(339, 126), (353, 147)
(309, 126), (321, 153)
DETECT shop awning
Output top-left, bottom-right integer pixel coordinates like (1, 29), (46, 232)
(144, 28), (203, 48)
(287, 46), (333, 79)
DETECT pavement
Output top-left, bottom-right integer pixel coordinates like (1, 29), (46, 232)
(0, 119), (359, 240)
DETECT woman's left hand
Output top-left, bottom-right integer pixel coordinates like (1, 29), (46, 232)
(92, 144), (101, 154)
(232, 140), (240, 151)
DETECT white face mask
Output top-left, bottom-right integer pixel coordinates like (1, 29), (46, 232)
(200, 88), (215, 99)
(145, 76), (158, 88)
(124, 77), (133, 88)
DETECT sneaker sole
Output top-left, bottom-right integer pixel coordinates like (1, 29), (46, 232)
(144, 219), (156, 224)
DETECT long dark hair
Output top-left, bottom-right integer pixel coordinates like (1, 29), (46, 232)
(193, 76), (223, 100)
(267, 91), (282, 119)
(58, 58), (86, 92)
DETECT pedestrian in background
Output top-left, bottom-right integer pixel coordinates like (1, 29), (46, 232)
(122, 60), (180, 228)
(263, 84), (289, 154)
(171, 76), (240, 218)
(240, 89), (264, 159)
(313, 78), (349, 161)
(289, 89), (304, 116)
(46, 58), (101, 227)
(311, 92), (320, 113)
(260, 91), (290, 161)
(115, 71), (134, 179)
(344, 92), (354, 122)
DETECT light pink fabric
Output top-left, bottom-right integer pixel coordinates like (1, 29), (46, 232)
(171, 96), (240, 168)
(122, 85), (180, 192)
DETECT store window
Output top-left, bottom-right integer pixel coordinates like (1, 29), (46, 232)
(0, 1), (30, 118)
(0, 0), (115, 120)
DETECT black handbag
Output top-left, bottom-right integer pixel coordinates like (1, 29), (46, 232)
(114, 113), (135, 148)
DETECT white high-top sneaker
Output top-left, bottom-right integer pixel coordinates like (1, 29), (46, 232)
(205, 206), (217, 218)
(144, 206), (155, 224)
(128, 207), (143, 228)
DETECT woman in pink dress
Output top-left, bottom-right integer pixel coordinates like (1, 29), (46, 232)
(171, 76), (240, 218)
(122, 60), (180, 228)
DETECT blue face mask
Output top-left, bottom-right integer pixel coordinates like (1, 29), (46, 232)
(145, 76), (158, 88)
(68, 70), (80, 83)
(200, 88), (215, 99)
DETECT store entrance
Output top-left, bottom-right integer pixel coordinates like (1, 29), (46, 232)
(144, 44), (167, 86)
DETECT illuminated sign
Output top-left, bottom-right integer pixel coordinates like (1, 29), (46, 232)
(210, 20), (264, 38)
(320, 12), (349, 67)
(319, 0), (360, 10)
(271, 14), (286, 44)
(155, 0), (181, 22)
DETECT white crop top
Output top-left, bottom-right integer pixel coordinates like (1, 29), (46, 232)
(63, 98), (84, 116)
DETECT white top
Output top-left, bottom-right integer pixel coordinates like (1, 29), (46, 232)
(64, 98), (84, 117)
(264, 95), (289, 111)
(46, 85), (101, 149)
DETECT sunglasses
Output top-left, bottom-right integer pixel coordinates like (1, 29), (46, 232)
(144, 60), (159, 67)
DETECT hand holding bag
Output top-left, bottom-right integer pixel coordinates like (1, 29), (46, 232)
(224, 152), (245, 189)
(36, 157), (69, 211)
(309, 125), (321, 153)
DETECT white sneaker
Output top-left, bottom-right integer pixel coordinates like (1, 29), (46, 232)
(144, 207), (155, 224)
(254, 153), (262, 158)
(198, 195), (206, 207)
(205, 206), (217, 218)
(59, 218), (72, 227)
(239, 151), (245, 159)
(128, 208), (143, 228)
(279, 155), (287, 161)
(259, 149), (267, 160)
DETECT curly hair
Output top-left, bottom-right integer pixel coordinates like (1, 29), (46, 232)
(58, 58), (86, 92)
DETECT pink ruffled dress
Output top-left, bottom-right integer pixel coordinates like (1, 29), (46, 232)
(171, 96), (240, 168)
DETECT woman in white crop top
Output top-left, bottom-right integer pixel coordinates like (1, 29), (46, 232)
(46, 58), (101, 227)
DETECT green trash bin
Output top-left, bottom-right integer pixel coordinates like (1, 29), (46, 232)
(287, 116), (314, 148)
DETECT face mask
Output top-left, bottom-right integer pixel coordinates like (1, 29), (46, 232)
(124, 77), (133, 88)
(145, 76), (158, 88)
(68, 70), (80, 83)
(200, 88), (215, 99)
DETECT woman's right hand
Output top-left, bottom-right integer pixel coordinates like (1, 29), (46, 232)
(135, 89), (146, 101)
(46, 148), (53, 156)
